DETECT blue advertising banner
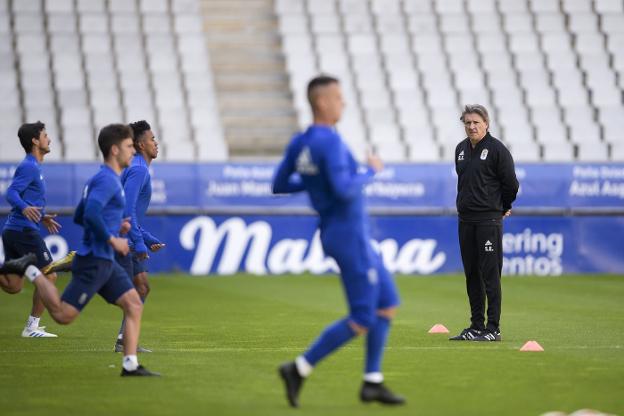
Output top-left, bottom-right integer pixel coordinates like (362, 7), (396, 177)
(2, 162), (624, 211)
(2, 215), (623, 275)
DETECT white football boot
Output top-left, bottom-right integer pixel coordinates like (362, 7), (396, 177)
(22, 326), (58, 338)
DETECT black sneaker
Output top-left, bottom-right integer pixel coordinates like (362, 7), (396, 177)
(0, 253), (37, 276)
(121, 365), (160, 377)
(449, 327), (483, 341)
(360, 381), (406, 405)
(473, 329), (501, 342)
(278, 361), (304, 408)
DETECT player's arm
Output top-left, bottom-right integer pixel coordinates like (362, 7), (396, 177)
(272, 142), (305, 194)
(497, 145), (520, 213)
(6, 164), (42, 222)
(325, 142), (375, 201)
(141, 229), (164, 252)
(82, 176), (119, 246)
(73, 197), (85, 225)
(123, 167), (149, 254)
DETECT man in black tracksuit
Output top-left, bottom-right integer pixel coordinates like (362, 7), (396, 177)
(449, 105), (519, 342)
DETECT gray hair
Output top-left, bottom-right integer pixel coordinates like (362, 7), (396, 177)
(460, 104), (490, 126)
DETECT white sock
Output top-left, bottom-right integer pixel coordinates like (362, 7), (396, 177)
(122, 355), (139, 372)
(117, 333), (123, 341)
(25, 265), (42, 282)
(295, 356), (313, 378)
(26, 315), (40, 330)
(364, 372), (384, 383)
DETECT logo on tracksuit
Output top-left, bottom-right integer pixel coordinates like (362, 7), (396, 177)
(458, 150), (464, 161)
(480, 149), (489, 160)
(485, 240), (494, 252)
(296, 147), (319, 175)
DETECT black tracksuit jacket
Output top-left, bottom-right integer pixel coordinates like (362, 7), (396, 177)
(455, 132), (520, 222)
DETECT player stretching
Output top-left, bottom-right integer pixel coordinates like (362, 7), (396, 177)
(273, 76), (405, 407)
(17, 124), (159, 376)
(114, 120), (164, 353)
(1, 122), (62, 338)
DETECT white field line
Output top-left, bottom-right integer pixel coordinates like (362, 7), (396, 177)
(0, 345), (622, 353)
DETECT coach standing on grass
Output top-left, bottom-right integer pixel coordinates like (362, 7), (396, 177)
(449, 104), (519, 342)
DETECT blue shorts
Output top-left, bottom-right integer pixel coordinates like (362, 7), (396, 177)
(321, 226), (400, 329)
(61, 254), (134, 311)
(115, 251), (147, 280)
(2, 228), (53, 269)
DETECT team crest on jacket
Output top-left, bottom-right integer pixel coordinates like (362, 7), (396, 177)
(480, 149), (489, 160)
(458, 150), (464, 161)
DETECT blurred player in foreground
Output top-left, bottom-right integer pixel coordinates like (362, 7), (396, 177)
(272, 75), (405, 407)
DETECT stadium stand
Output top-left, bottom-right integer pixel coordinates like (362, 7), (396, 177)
(276, 0), (624, 162)
(0, 0), (227, 162)
(1, 0), (623, 162)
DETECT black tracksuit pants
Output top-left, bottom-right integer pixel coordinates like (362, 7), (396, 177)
(458, 219), (503, 332)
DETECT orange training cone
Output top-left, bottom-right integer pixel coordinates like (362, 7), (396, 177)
(520, 340), (544, 352)
(428, 324), (450, 334)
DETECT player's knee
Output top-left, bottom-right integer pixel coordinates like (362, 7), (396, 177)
(348, 320), (369, 336)
(54, 315), (72, 325)
(45, 272), (58, 282)
(2, 283), (22, 294)
(52, 312), (76, 325)
(1, 278), (23, 294)
(136, 282), (150, 299)
(378, 307), (398, 320)
(138, 286), (149, 299)
(125, 293), (143, 317)
(350, 311), (377, 334)
(133, 273), (150, 299)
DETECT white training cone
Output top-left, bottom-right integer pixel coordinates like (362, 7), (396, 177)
(520, 340), (544, 352)
(428, 324), (450, 334)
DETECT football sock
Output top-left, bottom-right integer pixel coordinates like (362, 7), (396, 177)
(26, 315), (40, 330)
(24, 265), (42, 282)
(295, 356), (313, 378)
(122, 355), (139, 371)
(364, 372), (384, 383)
(365, 316), (390, 375)
(117, 319), (125, 340)
(303, 318), (356, 367)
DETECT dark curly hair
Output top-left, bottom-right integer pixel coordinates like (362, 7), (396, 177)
(129, 120), (151, 151)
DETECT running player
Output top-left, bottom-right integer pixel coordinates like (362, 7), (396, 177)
(1, 122), (62, 338)
(113, 120), (164, 353)
(273, 76), (405, 407)
(18, 124), (159, 376)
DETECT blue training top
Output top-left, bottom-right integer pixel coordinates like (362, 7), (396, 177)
(120, 154), (160, 254)
(272, 125), (374, 232)
(3, 154), (46, 232)
(73, 165), (125, 261)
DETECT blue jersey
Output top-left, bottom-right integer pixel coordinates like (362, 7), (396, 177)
(273, 125), (400, 328)
(272, 125), (374, 233)
(74, 165), (125, 261)
(3, 154), (46, 232)
(120, 154), (159, 254)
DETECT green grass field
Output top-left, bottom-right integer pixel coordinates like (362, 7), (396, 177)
(1, 274), (623, 416)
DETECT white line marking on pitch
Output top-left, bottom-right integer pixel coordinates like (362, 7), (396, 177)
(1, 345), (621, 353)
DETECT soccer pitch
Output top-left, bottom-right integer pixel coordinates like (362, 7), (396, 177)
(1, 274), (623, 416)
